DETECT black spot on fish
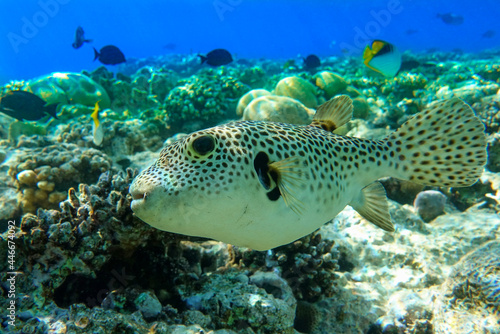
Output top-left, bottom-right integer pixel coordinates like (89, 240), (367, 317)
(198, 48), (233, 66)
(254, 152), (271, 190)
(93, 45), (126, 65)
(253, 151), (282, 202)
(266, 186), (281, 201)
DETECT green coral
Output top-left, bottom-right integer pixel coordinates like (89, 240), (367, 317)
(0, 80), (27, 96)
(274, 76), (319, 108)
(313, 71), (348, 99)
(240, 66), (267, 88)
(478, 63), (500, 82)
(8, 121), (47, 142)
(26, 72), (110, 108)
(164, 69), (250, 130)
(381, 73), (428, 101)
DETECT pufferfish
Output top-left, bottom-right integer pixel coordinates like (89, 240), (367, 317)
(130, 96), (487, 251)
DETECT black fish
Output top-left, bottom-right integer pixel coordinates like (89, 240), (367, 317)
(72, 26), (92, 49)
(163, 43), (176, 50)
(0, 91), (58, 121)
(436, 13), (464, 25)
(93, 45), (126, 65)
(198, 49), (233, 66)
(303, 54), (321, 69)
(482, 30), (496, 38)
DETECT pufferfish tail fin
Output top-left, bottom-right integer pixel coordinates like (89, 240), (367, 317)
(387, 98), (487, 187)
(310, 95), (353, 132)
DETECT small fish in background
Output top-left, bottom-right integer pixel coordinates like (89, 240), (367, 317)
(405, 29), (418, 35)
(236, 58), (252, 66)
(283, 59), (297, 70)
(0, 90), (58, 121)
(198, 49), (233, 66)
(363, 40), (401, 77)
(72, 26), (92, 49)
(163, 43), (177, 51)
(436, 13), (464, 26)
(399, 59), (420, 72)
(482, 30), (496, 38)
(424, 47), (440, 54)
(91, 101), (104, 146)
(303, 54), (321, 70)
(93, 45), (126, 65)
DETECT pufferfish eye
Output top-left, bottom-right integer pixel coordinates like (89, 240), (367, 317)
(192, 135), (215, 156)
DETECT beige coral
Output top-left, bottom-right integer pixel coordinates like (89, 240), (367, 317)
(236, 89), (272, 116)
(274, 76), (318, 108)
(242, 95), (314, 124)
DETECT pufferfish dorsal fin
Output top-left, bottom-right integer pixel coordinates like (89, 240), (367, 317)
(309, 95), (353, 132)
(349, 182), (395, 232)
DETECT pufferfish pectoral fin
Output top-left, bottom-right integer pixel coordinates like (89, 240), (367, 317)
(349, 182), (395, 232)
(309, 95), (353, 132)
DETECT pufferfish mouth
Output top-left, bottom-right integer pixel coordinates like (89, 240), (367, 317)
(131, 191), (146, 201)
(129, 185), (150, 209)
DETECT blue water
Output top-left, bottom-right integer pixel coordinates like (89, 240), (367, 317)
(1, 0), (499, 84)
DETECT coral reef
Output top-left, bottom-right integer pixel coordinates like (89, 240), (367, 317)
(7, 138), (112, 213)
(433, 240), (500, 333)
(380, 73), (428, 101)
(164, 69), (249, 131)
(180, 269), (296, 333)
(26, 72), (111, 108)
(1, 50), (500, 334)
(473, 93), (500, 133)
(478, 63), (500, 82)
(0, 167), (340, 334)
(351, 96), (370, 119)
(236, 89), (272, 117)
(274, 76), (319, 108)
(229, 231), (340, 303)
(239, 66), (267, 89)
(8, 121), (47, 143)
(313, 71), (348, 99)
(242, 95), (314, 124)
(487, 133), (500, 172)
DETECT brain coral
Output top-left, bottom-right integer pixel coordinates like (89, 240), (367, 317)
(274, 76), (318, 108)
(26, 72), (111, 108)
(314, 71), (348, 99)
(236, 89), (272, 116)
(242, 95), (314, 124)
(434, 240), (500, 333)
